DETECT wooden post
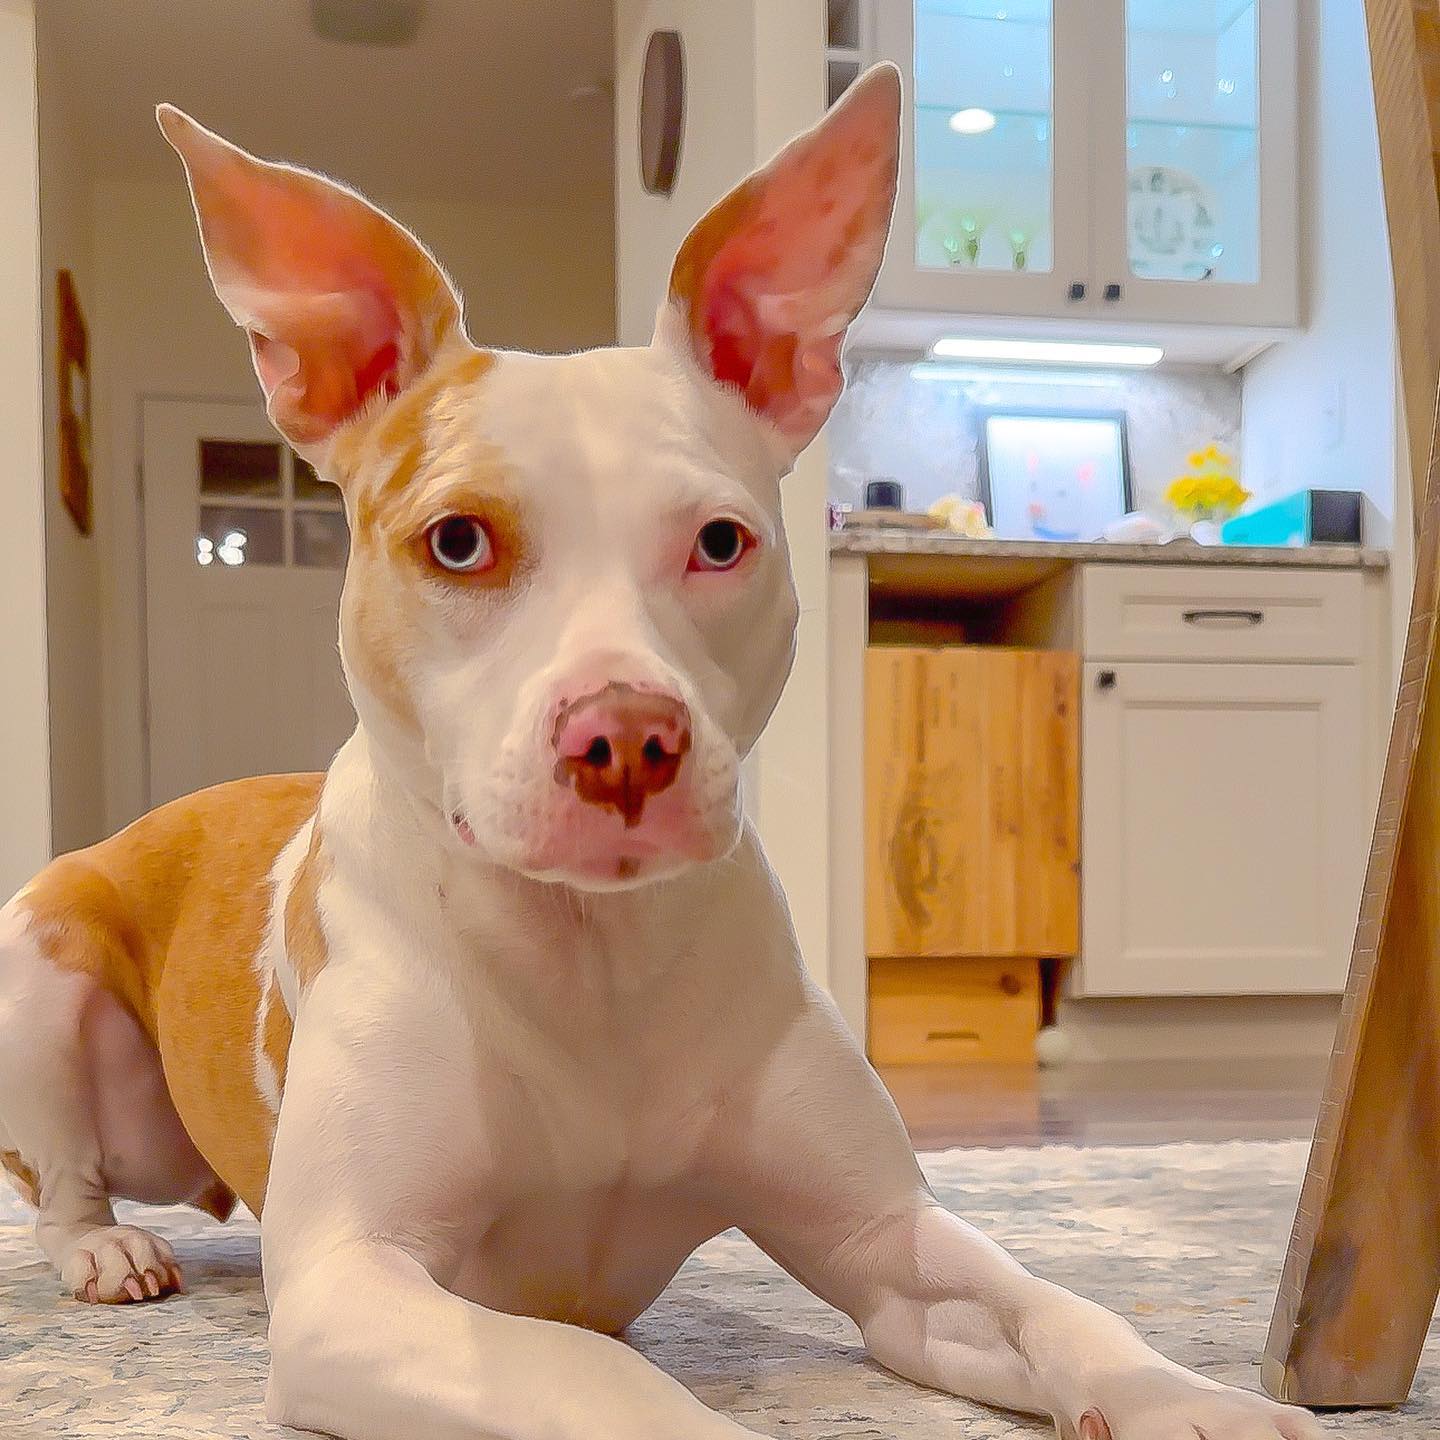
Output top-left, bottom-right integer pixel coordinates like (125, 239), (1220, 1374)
(1374, 0), (1440, 529)
(1263, 0), (1440, 1404)
(1263, 425), (1440, 1404)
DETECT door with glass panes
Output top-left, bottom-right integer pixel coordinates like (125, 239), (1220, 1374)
(141, 397), (355, 807)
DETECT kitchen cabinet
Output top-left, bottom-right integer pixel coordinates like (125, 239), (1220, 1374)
(866, 0), (1299, 330)
(833, 541), (1389, 1039)
(1076, 564), (1371, 997)
(863, 642), (1078, 1065)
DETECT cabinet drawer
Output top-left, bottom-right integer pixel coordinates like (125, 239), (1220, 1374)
(1082, 566), (1363, 663)
(868, 957), (1040, 1065)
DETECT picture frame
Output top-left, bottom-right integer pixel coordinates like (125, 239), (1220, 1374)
(976, 408), (1132, 542)
(56, 268), (93, 536)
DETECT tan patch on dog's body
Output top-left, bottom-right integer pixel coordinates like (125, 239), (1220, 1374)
(336, 346), (513, 733)
(1, 1149), (41, 1207)
(284, 822), (331, 992)
(18, 774), (322, 1215)
(338, 346), (497, 519)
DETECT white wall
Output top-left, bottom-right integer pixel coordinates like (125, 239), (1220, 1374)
(91, 177), (617, 832)
(36, 7), (103, 856)
(1241, 0), (1396, 541)
(746, 5), (836, 995)
(613, 2), (756, 348)
(615, 0), (835, 989)
(0, 0), (52, 898)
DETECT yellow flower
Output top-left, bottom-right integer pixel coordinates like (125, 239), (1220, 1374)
(1165, 445), (1247, 520)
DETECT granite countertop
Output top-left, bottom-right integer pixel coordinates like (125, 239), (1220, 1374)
(830, 526), (1390, 571)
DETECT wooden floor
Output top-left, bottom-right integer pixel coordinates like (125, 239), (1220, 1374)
(878, 1057), (1330, 1150)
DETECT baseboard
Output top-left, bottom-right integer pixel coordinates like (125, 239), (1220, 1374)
(1055, 994), (1343, 1065)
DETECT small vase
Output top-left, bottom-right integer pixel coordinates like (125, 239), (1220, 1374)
(1189, 518), (1224, 545)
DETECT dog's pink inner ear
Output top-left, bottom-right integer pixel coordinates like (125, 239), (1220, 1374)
(158, 106), (461, 448)
(666, 65), (899, 454)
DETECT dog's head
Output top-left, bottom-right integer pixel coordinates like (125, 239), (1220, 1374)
(159, 69), (898, 890)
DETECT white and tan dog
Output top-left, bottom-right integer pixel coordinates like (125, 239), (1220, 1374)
(0, 69), (1321, 1440)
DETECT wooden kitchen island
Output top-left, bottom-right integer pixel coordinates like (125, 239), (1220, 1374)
(827, 528), (1393, 1055)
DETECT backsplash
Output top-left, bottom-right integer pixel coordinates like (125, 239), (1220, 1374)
(828, 358), (1243, 523)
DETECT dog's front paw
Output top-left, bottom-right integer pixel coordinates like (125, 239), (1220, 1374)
(61, 1224), (184, 1304)
(1069, 1366), (1324, 1440)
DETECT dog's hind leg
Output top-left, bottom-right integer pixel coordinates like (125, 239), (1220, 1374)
(0, 898), (203, 1303)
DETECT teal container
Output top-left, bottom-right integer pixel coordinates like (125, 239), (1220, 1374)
(1220, 492), (1310, 547)
(1221, 489), (1363, 547)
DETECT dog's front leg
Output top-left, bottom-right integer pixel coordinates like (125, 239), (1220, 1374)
(810, 1201), (1326, 1440)
(264, 1239), (750, 1440)
(718, 987), (1324, 1440)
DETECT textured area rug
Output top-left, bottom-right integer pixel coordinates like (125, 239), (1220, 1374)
(2, 1140), (1436, 1438)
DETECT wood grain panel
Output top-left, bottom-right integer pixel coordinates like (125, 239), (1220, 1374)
(864, 647), (1079, 960)
(1263, 428), (1440, 1402)
(1263, 0), (1440, 1406)
(1415, 0), (1440, 187)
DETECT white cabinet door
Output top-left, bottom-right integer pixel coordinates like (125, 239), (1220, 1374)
(1086, 0), (1299, 327)
(1078, 660), (1366, 997)
(872, 0), (1100, 319)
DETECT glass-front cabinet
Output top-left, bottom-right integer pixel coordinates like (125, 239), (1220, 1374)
(868, 0), (1298, 328)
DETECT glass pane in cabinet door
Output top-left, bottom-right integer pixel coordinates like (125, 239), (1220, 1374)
(1126, 0), (1259, 283)
(913, 0), (1054, 275)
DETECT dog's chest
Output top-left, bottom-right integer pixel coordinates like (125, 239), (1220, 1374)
(370, 868), (768, 1330)
(448, 986), (742, 1330)
(448, 1175), (723, 1332)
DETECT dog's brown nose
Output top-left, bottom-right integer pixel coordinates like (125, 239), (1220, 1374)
(552, 683), (693, 827)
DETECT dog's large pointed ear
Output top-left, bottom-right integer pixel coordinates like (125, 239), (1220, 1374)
(157, 105), (463, 451)
(660, 64), (900, 459)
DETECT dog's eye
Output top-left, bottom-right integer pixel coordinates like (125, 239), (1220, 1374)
(688, 519), (754, 573)
(427, 515), (494, 574)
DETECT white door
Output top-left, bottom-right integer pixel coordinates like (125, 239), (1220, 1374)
(141, 398), (355, 807)
(1077, 660), (1366, 997)
(1086, 0), (1299, 328)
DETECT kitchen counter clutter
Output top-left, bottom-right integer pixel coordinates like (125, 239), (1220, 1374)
(827, 539), (1392, 1060)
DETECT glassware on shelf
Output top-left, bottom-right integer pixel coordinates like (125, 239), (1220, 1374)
(942, 214), (985, 266)
(932, 203), (993, 268)
(1006, 224), (1033, 271)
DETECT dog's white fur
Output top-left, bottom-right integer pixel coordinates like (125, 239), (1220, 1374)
(0, 69), (1322, 1440)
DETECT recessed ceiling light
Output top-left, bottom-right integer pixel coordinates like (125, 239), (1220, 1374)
(949, 107), (998, 136)
(929, 337), (1165, 367)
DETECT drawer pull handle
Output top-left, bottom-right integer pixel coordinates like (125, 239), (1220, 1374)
(927, 1030), (981, 1044)
(1182, 608), (1264, 627)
